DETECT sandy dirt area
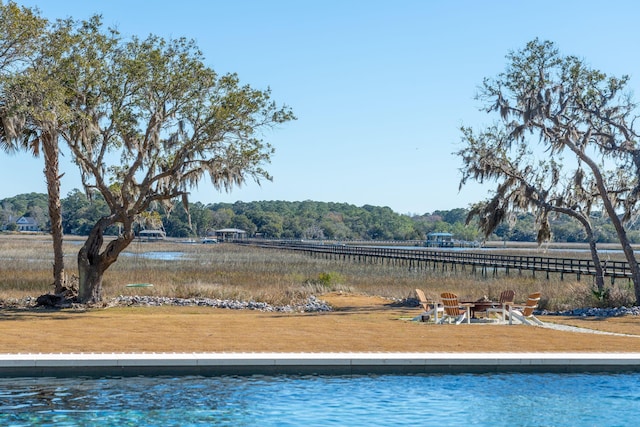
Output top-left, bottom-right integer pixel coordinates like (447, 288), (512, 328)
(0, 293), (639, 354)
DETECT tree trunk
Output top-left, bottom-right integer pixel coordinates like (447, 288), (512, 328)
(568, 210), (605, 292)
(77, 217), (135, 304)
(591, 169), (640, 302)
(77, 244), (104, 304)
(567, 140), (640, 303)
(586, 233), (605, 293)
(42, 130), (66, 293)
(608, 216), (640, 303)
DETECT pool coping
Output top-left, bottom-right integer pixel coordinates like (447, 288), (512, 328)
(0, 352), (639, 376)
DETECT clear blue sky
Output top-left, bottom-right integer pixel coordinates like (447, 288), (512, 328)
(3, 0), (640, 215)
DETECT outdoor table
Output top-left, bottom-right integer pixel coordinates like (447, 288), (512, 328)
(461, 300), (497, 318)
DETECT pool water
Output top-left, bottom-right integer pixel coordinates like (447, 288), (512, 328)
(1, 373), (638, 426)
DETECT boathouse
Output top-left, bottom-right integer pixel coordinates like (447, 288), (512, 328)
(425, 232), (454, 247)
(213, 228), (247, 242)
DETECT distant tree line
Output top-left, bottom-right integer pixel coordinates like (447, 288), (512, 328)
(4, 191), (640, 243)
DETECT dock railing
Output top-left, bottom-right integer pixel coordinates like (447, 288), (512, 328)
(236, 240), (631, 281)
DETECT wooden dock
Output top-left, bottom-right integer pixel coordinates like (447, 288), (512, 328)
(238, 241), (631, 282)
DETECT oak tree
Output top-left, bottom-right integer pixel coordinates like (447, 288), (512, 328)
(60, 27), (294, 303)
(458, 39), (640, 300)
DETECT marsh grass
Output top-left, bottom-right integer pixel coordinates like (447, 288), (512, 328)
(0, 234), (635, 309)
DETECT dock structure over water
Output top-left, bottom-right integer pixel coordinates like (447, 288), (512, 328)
(425, 232), (454, 247)
(424, 232), (479, 248)
(212, 228), (247, 242)
(238, 241), (632, 282)
(138, 229), (166, 241)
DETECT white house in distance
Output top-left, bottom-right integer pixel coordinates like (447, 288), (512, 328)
(15, 216), (39, 232)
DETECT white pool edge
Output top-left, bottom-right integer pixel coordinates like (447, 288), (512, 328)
(0, 352), (639, 376)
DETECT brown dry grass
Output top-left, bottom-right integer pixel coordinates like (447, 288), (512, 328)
(0, 293), (639, 354)
(1, 234), (636, 310)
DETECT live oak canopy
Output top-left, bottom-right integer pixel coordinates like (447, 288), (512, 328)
(458, 39), (640, 300)
(0, 5), (295, 303)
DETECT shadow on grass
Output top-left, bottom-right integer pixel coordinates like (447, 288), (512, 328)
(0, 307), (98, 322)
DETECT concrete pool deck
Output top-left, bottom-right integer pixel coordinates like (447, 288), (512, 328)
(0, 352), (639, 376)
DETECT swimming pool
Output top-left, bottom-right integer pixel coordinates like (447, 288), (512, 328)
(1, 373), (638, 426)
